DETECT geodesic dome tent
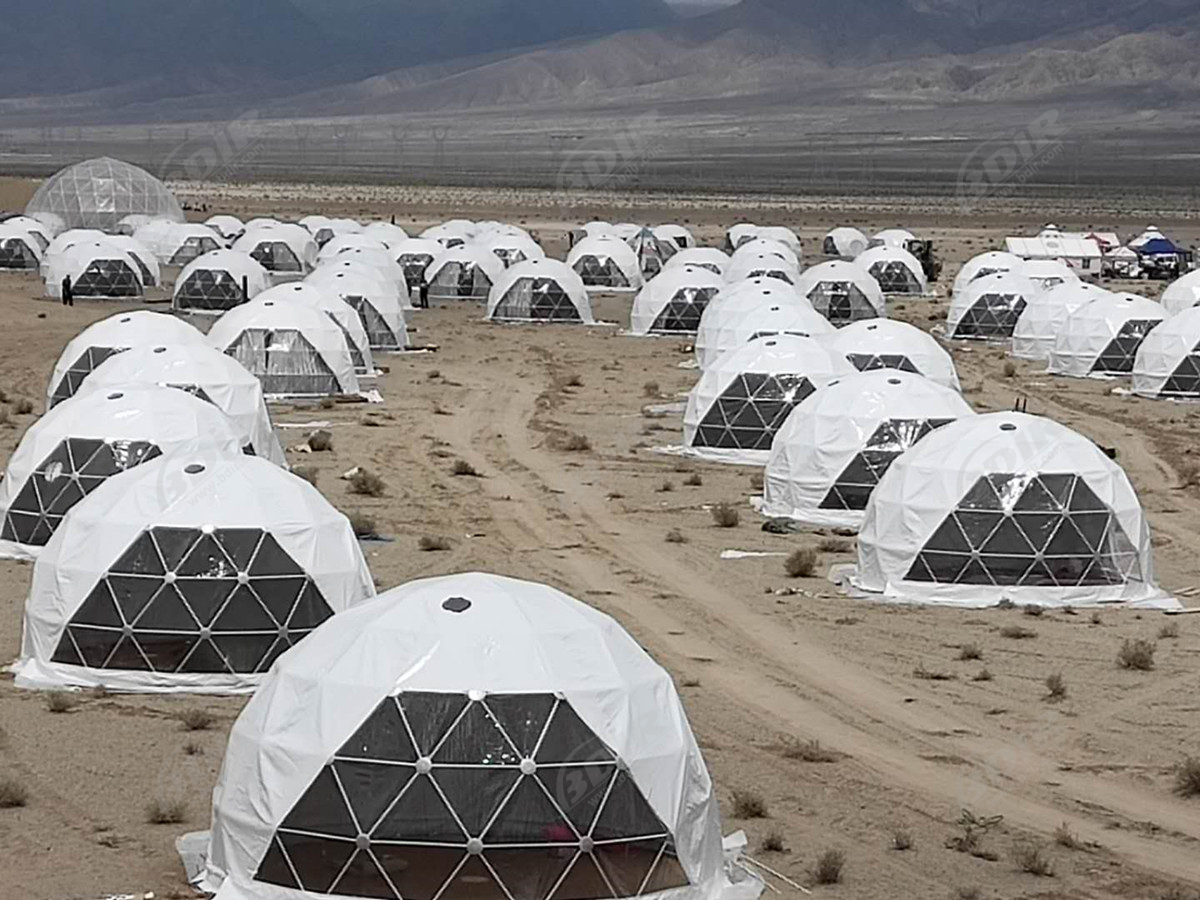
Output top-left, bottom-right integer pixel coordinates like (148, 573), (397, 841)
(0, 384), (246, 561)
(683, 335), (853, 465)
(486, 259), (593, 324)
(104, 235), (161, 287)
(653, 223), (695, 251)
(1021, 260), (1079, 293)
(630, 266), (724, 335)
(421, 222), (474, 249)
(1133, 306), (1200, 399)
(25, 157), (184, 233)
(46, 311), (206, 409)
(664, 248), (730, 278)
(823, 227), (868, 259)
(41, 228), (106, 274)
(568, 236), (644, 292)
(950, 251), (1025, 300)
(731, 238), (800, 271)
(693, 281), (827, 370)
(360, 222), (410, 248)
(1011, 282), (1112, 362)
(1161, 270), (1200, 316)
(318, 235), (390, 264)
(796, 261), (885, 328)
(1048, 293), (1165, 378)
(251, 283), (375, 375)
(208, 295), (362, 398)
(206, 215), (246, 246)
(870, 228), (915, 249)
(753, 227), (801, 257)
(3, 215), (52, 250)
(479, 231), (545, 267)
(821, 319), (961, 391)
(134, 221), (222, 267)
(856, 245), (928, 295)
(0, 224), (43, 270)
(724, 223), (761, 251)
(393, 238), (444, 297)
(79, 343), (286, 466)
(14, 453), (375, 693)
(200, 571), (754, 900)
(44, 240), (144, 300)
(723, 251), (800, 288)
(762, 371), (975, 529)
(233, 225), (319, 276)
(313, 256), (412, 310)
(852, 412), (1173, 608)
(425, 246), (505, 303)
(628, 227), (677, 279)
(306, 267), (408, 352)
(175, 250), (271, 315)
(298, 216), (336, 248)
(946, 271), (1040, 341)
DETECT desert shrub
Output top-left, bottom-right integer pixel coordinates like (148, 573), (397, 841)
(1023, 604), (1045, 617)
(145, 798), (188, 825)
(1003, 361), (1017, 378)
(665, 529), (688, 544)
(319, 396), (336, 410)
(913, 663), (956, 681)
(45, 691), (76, 714)
(710, 503), (740, 528)
(560, 433), (591, 452)
(1012, 842), (1054, 876)
(178, 708), (215, 731)
(349, 469), (386, 496)
(811, 849), (845, 884)
(562, 373), (583, 388)
(418, 536), (452, 552)
(183, 741), (204, 757)
(1054, 822), (1080, 849)
(292, 465), (319, 487)
(13, 398), (33, 415)
(1044, 673), (1067, 701)
(972, 668), (994, 682)
(307, 429), (333, 452)
(749, 472), (765, 492)
(780, 738), (840, 763)
(0, 778), (28, 809)
(1117, 639), (1156, 671)
(1000, 625), (1037, 640)
(683, 473), (703, 487)
(892, 829), (914, 851)
(955, 889), (982, 900)
(643, 381), (660, 398)
(1174, 757), (1200, 798)
(958, 643), (983, 661)
(784, 548), (818, 578)
(348, 512), (378, 539)
(1158, 622), (1180, 640)
(731, 789), (767, 819)
(657, 480), (674, 493)
(818, 538), (851, 553)
(451, 459), (480, 476)
(760, 830), (785, 853)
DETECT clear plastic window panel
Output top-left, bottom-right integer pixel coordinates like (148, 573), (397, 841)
(400, 254), (434, 287)
(572, 256), (629, 289)
(0, 237), (38, 270)
(693, 374), (815, 451)
(177, 269), (247, 312)
(2, 438), (161, 546)
(1090, 320), (1161, 375)
(1159, 340), (1200, 397)
(869, 261), (921, 294)
(127, 252), (156, 286)
(49, 345), (125, 408)
(72, 260), (143, 299)
(845, 353), (921, 376)
(822, 236), (838, 256)
(742, 268), (794, 285)
(25, 158), (183, 231)
(224, 329), (341, 396)
(322, 313), (368, 373)
(254, 691), (690, 900)
(951, 294), (1027, 339)
(428, 263), (492, 302)
(819, 419), (954, 510)
(345, 296), (402, 350)
(493, 278), (582, 322)
(649, 287), (718, 333)
(314, 228), (335, 248)
(169, 236), (220, 267)
(250, 241), (301, 273)
(51, 526), (334, 674)
(494, 247), (530, 266)
(904, 473), (1144, 587)
(807, 282), (878, 327)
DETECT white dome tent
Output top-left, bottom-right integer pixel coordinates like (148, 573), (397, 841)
(753, 226), (801, 256)
(322, 246), (410, 297)
(851, 412), (1173, 608)
(1161, 270), (1200, 316)
(360, 221), (409, 248)
(693, 280), (826, 370)
(653, 223), (695, 251)
(41, 228), (106, 275)
(14, 453), (375, 693)
(855, 245), (928, 296)
(486, 259), (592, 324)
(421, 222), (475, 248)
(664, 248), (729, 278)
(630, 266), (724, 335)
(628, 227), (677, 279)
(206, 215), (246, 246)
(1021, 259), (1079, 292)
(1048, 293), (1165, 378)
(306, 267), (408, 352)
(208, 296), (362, 399)
(311, 257), (413, 311)
(730, 238), (800, 271)
(25, 157), (184, 232)
(822, 319), (961, 391)
(317, 234), (390, 264)
(175, 250), (270, 315)
(47, 311), (206, 408)
(1133, 306), (1200, 399)
(479, 231), (545, 267)
(78, 344), (286, 466)
(199, 571), (755, 900)
(298, 215), (336, 248)
(568, 236), (643, 292)
(0, 224), (43, 270)
(946, 271), (1040, 341)
(0, 385), (246, 561)
(393, 238), (444, 300)
(1011, 282), (1111, 362)
(723, 251), (800, 288)
(250, 283), (375, 375)
(233, 224), (319, 276)
(44, 239), (145, 300)
(2, 215), (52, 250)
(104, 234), (161, 287)
(725, 223), (760, 251)
(795, 260), (885, 327)
(870, 228), (916, 249)
(950, 251), (1024, 300)
(425, 246), (505, 303)
(823, 227), (868, 259)
(683, 335), (853, 465)
(762, 371), (975, 529)
(134, 221), (222, 266)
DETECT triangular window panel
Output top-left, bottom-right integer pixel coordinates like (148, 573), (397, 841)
(399, 692), (471, 757)
(591, 770), (670, 842)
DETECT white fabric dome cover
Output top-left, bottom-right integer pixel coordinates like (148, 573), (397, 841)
(1048, 293), (1165, 378)
(683, 335), (853, 465)
(1021, 260), (1079, 293)
(250, 283), (375, 376)
(762, 371), (975, 529)
(821, 319), (961, 391)
(0, 385), (246, 561)
(823, 227), (868, 259)
(951, 251), (1024, 300)
(693, 280), (825, 370)
(664, 248), (729, 278)
(630, 266), (725, 335)
(946, 271), (1040, 340)
(567, 236), (644, 292)
(3, 215), (52, 249)
(486, 259), (593, 324)
(25, 157), (184, 232)
(1011, 282), (1111, 362)
(654, 223), (695, 251)
(730, 238), (800, 271)
(201, 571), (752, 900)
(306, 267), (409, 351)
(852, 412), (1173, 608)
(175, 250), (271, 315)
(1161, 270), (1200, 316)
(133, 221), (222, 266)
(0, 224), (44, 270)
(103, 235), (161, 287)
(1133, 305), (1200, 399)
(311, 257), (413, 312)
(723, 252), (800, 289)
(480, 232), (546, 267)
(47, 311), (206, 408)
(855, 245), (928, 296)
(318, 235), (390, 264)
(78, 344), (286, 466)
(14, 453), (375, 693)
(206, 215), (246, 244)
(360, 222), (410, 248)
(795, 261), (885, 327)
(426, 246), (506, 303)
(870, 228), (915, 249)
(233, 225), (319, 276)
(44, 239), (145, 300)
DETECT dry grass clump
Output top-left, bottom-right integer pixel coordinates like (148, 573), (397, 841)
(319, 396), (336, 410)
(292, 465), (319, 487)
(818, 538), (851, 553)
(657, 479), (675, 493)
(731, 789), (768, 819)
(955, 889), (982, 900)
(349, 469), (386, 497)
(307, 429), (333, 452)
(145, 797), (188, 825)
(1158, 621), (1180, 640)
(1054, 822), (1081, 849)
(780, 738), (841, 763)
(13, 398), (33, 415)
(1012, 841), (1054, 876)
(711, 502), (740, 528)
(749, 472), (764, 492)
(451, 459), (481, 476)
(1003, 361), (1017, 378)
(1117, 638), (1156, 671)
(183, 741), (204, 757)
(418, 536), (453, 552)
(0, 778), (29, 809)
(683, 473), (703, 487)
(559, 433), (591, 452)
(1023, 604), (1045, 617)
(1179, 460), (1200, 488)
(957, 643), (983, 661)
(1174, 757), (1200, 798)
(0, 407), (8, 427)
(784, 548), (818, 578)
(643, 381), (661, 398)
(561, 373), (583, 388)
(760, 830), (785, 853)
(1044, 673), (1067, 701)
(178, 708), (216, 731)
(891, 829), (914, 851)
(348, 512), (378, 539)
(665, 529), (689, 544)
(811, 849), (845, 884)
(913, 663), (956, 681)
(972, 668), (994, 682)
(1000, 625), (1037, 640)
(45, 691), (77, 714)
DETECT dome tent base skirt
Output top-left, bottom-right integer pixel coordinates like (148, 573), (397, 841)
(11, 657), (263, 695)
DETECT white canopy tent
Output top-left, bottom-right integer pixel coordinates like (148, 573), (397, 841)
(723, 252), (800, 288)
(1133, 306), (1200, 400)
(870, 228), (915, 249)
(821, 319), (961, 391)
(1161, 270), (1200, 316)
(1011, 282), (1111, 362)
(567, 236), (643, 293)
(730, 238), (800, 271)
(360, 221), (410, 248)
(852, 412), (1174, 608)
(486, 259), (593, 324)
(317, 234), (390, 265)
(421, 222), (475, 248)
(393, 238), (445, 300)
(762, 370), (974, 529)
(104, 235), (161, 287)
(796, 260), (885, 327)
(946, 271), (1041, 341)
(630, 266), (724, 336)
(1048, 293), (1165, 378)
(311, 257), (413, 312)
(2, 215), (52, 250)
(654, 223), (695, 251)
(14, 453), (375, 693)
(479, 231), (546, 267)
(174, 250), (271, 315)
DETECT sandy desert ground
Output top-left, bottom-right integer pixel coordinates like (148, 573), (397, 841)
(0, 175), (1198, 900)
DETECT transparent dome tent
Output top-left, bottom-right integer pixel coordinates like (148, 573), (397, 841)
(26, 158), (184, 233)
